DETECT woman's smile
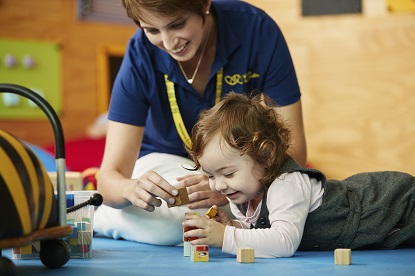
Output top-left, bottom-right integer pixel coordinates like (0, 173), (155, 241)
(169, 41), (189, 55)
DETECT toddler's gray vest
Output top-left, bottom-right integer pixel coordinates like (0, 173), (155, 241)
(237, 157), (415, 250)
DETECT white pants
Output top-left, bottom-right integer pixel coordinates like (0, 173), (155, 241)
(93, 153), (209, 246)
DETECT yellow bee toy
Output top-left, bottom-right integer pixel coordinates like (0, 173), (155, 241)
(0, 84), (72, 274)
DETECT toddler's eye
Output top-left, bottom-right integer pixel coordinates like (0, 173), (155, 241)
(225, 172), (235, 178)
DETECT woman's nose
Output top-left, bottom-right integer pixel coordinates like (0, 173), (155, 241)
(161, 31), (176, 51)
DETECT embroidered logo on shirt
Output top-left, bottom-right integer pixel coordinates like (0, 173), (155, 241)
(224, 71), (260, 86)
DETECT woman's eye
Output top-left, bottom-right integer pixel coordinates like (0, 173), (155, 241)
(144, 28), (159, 34)
(207, 175), (215, 180)
(171, 21), (185, 29)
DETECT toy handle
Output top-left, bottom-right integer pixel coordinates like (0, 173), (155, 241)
(0, 83), (67, 227)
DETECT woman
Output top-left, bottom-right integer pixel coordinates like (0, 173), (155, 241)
(94, 0), (307, 245)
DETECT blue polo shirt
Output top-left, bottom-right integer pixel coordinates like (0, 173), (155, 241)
(109, 0), (301, 158)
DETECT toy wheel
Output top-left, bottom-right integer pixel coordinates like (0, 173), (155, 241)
(39, 239), (70, 269)
(0, 256), (16, 276)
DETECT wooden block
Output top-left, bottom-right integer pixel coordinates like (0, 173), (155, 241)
(191, 245), (209, 262)
(20, 244), (32, 254)
(77, 231), (92, 245)
(205, 207), (217, 218)
(237, 247), (254, 263)
(334, 248), (352, 265)
(48, 171), (83, 191)
(183, 241), (191, 257)
(167, 187), (189, 208)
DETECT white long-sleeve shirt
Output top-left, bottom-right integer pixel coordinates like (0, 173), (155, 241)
(222, 171), (324, 258)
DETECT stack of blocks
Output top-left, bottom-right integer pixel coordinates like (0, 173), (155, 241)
(183, 212), (200, 258)
(64, 211), (93, 258)
(183, 207), (255, 263)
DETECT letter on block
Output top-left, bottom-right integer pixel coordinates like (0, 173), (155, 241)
(237, 247), (254, 263)
(334, 248), (351, 265)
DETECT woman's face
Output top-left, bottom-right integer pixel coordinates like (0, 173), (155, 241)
(139, 8), (205, 62)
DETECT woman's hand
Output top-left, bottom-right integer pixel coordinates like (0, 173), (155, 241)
(175, 174), (229, 209)
(122, 170), (179, 212)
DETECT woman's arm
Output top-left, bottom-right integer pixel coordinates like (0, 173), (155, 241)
(276, 99), (307, 166)
(97, 121), (178, 210)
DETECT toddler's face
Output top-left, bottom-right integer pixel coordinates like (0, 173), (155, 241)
(198, 134), (264, 208)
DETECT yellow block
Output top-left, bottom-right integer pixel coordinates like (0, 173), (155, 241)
(191, 245), (209, 262)
(20, 244), (32, 254)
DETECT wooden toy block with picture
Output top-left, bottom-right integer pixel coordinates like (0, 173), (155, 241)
(167, 187), (189, 207)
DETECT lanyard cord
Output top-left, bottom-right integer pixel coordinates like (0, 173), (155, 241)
(164, 67), (223, 149)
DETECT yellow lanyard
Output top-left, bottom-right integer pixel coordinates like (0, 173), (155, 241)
(164, 67), (223, 149)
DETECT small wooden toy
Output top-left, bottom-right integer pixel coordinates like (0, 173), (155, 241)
(191, 245), (209, 262)
(334, 248), (351, 265)
(237, 247), (255, 263)
(183, 241), (191, 257)
(48, 171), (83, 191)
(167, 187), (190, 208)
(205, 207), (217, 218)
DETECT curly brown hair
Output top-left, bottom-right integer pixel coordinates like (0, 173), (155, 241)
(187, 92), (292, 187)
(122, 0), (209, 26)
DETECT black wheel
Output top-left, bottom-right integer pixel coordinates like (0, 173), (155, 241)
(0, 256), (16, 276)
(39, 239), (70, 269)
